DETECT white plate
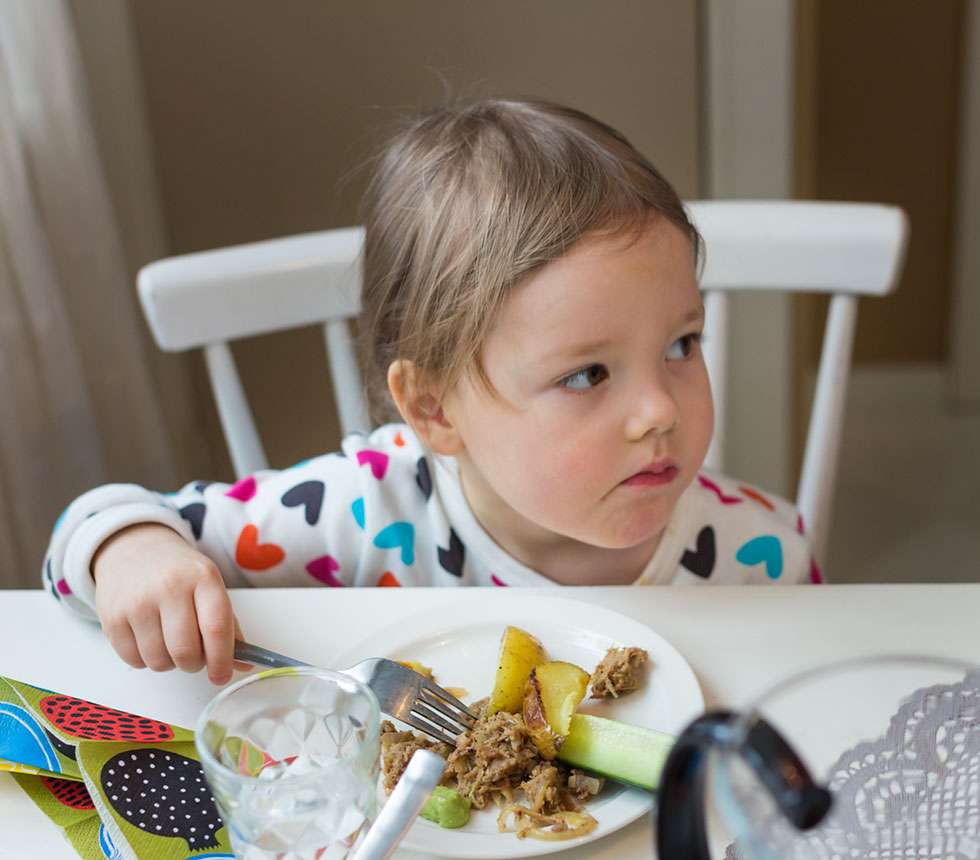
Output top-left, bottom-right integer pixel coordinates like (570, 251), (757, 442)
(332, 594), (703, 858)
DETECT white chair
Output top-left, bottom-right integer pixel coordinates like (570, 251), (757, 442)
(138, 226), (369, 478)
(137, 200), (908, 567)
(688, 201), (908, 564)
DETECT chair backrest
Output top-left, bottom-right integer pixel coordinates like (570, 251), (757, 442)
(688, 200), (908, 564)
(138, 226), (369, 477)
(137, 200), (908, 566)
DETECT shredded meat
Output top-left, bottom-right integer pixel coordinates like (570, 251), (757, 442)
(446, 709), (541, 809)
(380, 682), (614, 842)
(521, 763), (564, 815)
(589, 647), (649, 698)
(567, 768), (604, 800)
(379, 720), (453, 793)
(380, 707), (605, 818)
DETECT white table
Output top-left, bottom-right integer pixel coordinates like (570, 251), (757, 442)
(2, 584), (978, 860)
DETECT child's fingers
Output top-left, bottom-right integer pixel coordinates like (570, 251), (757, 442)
(102, 617), (146, 670)
(129, 609), (176, 672)
(194, 577), (235, 685)
(159, 596), (205, 673)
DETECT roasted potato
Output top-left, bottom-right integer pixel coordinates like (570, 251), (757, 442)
(487, 626), (548, 715)
(522, 661), (590, 759)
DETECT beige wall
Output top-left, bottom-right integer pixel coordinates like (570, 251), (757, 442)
(801, 0), (965, 367)
(124, 0), (701, 475)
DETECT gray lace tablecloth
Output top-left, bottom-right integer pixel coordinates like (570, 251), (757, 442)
(725, 670), (980, 859)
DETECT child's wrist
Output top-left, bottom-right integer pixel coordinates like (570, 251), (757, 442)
(91, 522), (182, 582)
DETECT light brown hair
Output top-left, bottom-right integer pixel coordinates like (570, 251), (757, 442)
(358, 98), (700, 422)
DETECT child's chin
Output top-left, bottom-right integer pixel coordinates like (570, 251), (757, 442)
(593, 516), (669, 550)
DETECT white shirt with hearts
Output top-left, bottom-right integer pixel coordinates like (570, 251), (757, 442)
(43, 424), (819, 619)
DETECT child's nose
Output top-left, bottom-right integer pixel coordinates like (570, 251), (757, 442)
(624, 383), (679, 441)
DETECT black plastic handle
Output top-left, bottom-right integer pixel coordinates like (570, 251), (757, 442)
(655, 709), (832, 860)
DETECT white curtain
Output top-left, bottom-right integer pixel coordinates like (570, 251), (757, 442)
(0, 0), (201, 586)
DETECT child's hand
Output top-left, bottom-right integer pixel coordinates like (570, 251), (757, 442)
(92, 523), (246, 685)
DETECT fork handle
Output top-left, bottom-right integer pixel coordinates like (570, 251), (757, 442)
(234, 639), (311, 670)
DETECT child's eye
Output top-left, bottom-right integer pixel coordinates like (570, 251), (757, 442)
(558, 364), (609, 391)
(666, 333), (702, 361)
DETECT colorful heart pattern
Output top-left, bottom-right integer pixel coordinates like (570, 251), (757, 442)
(437, 529), (465, 578)
(810, 558), (824, 584)
(306, 555), (343, 587)
(736, 535), (783, 579)
(357, 450), (389, 480)
(738, 486), (774, 511)
(179, 502), (206, 540)
(698, 475), (743, 505)
(373, 522), (415, 565)
(235, 525), (285, 571)
(351, 497), (366, 529)
(416, 457), (433, 501)
(681, 526), (716, 578)
(225, 476), (257, 502)
(281, 481), (324, 526)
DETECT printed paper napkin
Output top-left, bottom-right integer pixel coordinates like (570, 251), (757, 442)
(0, 676), (233, 859)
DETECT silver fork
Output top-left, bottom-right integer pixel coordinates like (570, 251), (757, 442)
(234, 640), (478, 746)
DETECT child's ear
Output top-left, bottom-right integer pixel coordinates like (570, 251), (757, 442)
(386, 360), (465, 455)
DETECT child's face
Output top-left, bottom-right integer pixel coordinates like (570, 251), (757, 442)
(445, 217), (713, 551)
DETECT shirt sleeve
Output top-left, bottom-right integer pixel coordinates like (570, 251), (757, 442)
(42, 440), (373, 620)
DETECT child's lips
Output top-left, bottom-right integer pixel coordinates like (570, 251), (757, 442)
(621, 462), (679, 487)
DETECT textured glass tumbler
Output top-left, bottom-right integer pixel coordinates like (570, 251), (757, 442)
(195, 667), (380, 860)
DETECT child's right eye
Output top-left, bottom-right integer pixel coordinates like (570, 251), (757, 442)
(558, 364), (609, 391)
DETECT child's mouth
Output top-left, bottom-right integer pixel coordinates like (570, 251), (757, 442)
(621, 462), (679, 487)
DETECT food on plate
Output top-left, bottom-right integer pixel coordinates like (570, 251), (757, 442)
(558, 715), (673, 792)
(397, 660), (467, 699)
(419, 785), (471, 828)
(383, 625), (672, 842)
(589, 647), (649, 699)
(522, 661), (591, 759)
(498, 805), (599, 841)
(487, 626), (547, 715)
(381, 702), (604, 839)
(379, 722), (453, 793)
(397, 659), (434, 678)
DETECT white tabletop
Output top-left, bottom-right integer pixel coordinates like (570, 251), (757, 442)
(1, 584), (978, 860)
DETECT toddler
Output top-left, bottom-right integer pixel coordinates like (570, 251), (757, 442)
(43, 99), (819, 686)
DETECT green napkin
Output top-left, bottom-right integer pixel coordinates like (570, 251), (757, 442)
(0, 676), (233, 859)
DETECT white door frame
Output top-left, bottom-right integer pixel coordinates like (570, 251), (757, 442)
(949, 0), (980, 410)
(700, 0), (796, 497)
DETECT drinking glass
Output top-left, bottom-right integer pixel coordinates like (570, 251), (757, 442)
(196, 667), (380, 860)
(657, 655), (980, 860)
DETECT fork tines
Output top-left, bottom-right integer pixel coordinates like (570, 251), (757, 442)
(406, 680), (478, 746)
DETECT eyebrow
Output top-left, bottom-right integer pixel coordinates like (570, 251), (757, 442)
(541, 305), (706, 363)
(682, 305), (706, 325)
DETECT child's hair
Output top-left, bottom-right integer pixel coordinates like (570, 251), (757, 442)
(358, 98), (700, 423)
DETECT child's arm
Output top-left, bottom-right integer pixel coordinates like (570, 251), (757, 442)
(42, 438), (376, 682)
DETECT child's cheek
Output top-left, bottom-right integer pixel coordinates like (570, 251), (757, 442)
(534, 434), (609, 499)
